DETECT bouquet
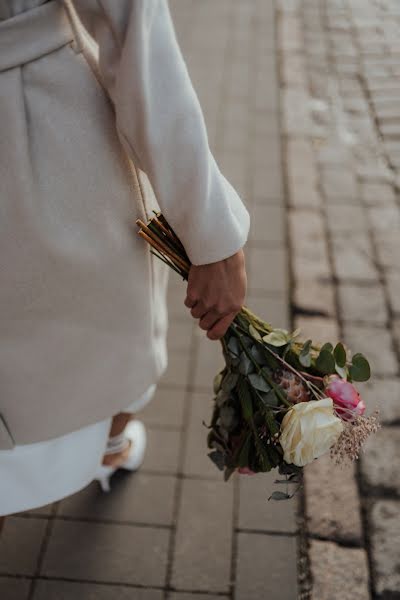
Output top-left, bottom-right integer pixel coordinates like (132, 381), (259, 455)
(137, 213), (379, 499)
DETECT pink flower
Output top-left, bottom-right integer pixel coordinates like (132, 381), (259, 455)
(237, 467), (256, 475)
(325, 376), (365, 419)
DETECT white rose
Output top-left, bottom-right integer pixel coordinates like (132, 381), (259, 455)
(279, 398), (344, 467)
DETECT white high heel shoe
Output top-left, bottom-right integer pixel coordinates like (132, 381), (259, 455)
(95, 420), (147, 492)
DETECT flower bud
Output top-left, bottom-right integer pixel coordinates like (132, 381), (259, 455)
(325, 376), (365, 419)
(237, 467), (256, 475)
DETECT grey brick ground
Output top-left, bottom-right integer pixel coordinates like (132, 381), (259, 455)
(279, 0), (400, 597)
(0, 2), (297, 599)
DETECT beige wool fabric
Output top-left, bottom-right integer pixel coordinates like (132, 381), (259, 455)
(0, 0), (250, 448)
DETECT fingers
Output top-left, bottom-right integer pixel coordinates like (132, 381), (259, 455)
(198, 310), (221, 332)
(206, 312), (237, 340)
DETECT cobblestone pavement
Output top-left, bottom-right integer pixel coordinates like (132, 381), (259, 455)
(0, 2), (299, 600)
(278, 0), (400, 598)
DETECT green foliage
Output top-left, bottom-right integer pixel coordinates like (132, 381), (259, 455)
(334, 342), (347, 368)
(315, 347), (336, 374)
(299, 339), (312, 367)
(349, 353), (371, 382)
(262, 329), (290, 347)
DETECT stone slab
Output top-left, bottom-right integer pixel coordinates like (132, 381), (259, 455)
(309, 540), (370, 600)
(59, 473), (176, 526)
(369, 500), (400, 597)
(305, 456), (362, 545)
(0, 576), (30, 600)
(236, 532), (298, 600)
(41, 521), (169, 587)
(142, 428), (181, 474)
(360, 427), (400, 495)
(141, 386), (186, 430)
(238, 471), (297, 534)
(358, 377), (400, 425)
(171, 479), (233, 593)
(338, 283), (388, 325)
(0, 517), (47, 576)
(33, 580), (163, 600)
(344, 325), (398, 377)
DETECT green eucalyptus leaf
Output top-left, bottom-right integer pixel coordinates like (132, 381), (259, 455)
(299, 339), (312, 367)
(227, 336), (241, 357)
(238, 434), (252, 468)
(334, 343), (347, 368)
(213, 371), (224, 394)
(239, 352), (253, 375)
(208, 450), (225, 471)
(250, 344), (267, 365)
(224, 466), (236, 482)
(219, 405), (238, 430)
(248, 372), (271, 392)
(320, 342), (334, 353)
(238, 378), (253, 422)
(248, 324), (262, 341)
(335, 364), (347, 379)
(216, 388), (230, 407)
(222, 371), (239, 392)
(268, 491), (291, 501)
(315, 348), (336, 374)
(262, 328), (290, 347)
(259, 389), (279, 408)
(349, 353), (371, 382)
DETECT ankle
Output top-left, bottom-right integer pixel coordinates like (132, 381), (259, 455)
(102, 440), (132, 467)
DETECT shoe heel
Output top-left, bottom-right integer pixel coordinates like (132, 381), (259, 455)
(95, 465), (115, 493)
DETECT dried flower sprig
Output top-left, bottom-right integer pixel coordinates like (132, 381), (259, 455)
(331, 411), (380, 464)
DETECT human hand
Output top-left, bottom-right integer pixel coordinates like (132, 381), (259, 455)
(184, 249), (247, 340)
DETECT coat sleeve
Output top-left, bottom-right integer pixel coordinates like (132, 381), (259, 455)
(69, 0), (250, 266)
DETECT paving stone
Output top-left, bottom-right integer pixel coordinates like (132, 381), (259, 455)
(169, 595), (224, 600)
(386, 271), (400, 316)
(344, 325), (398, 377)
(360, 182), (397, 207)
(332, 234), (379, 282)
(293, 280), (336, 318)
(238, 471), (297, 533)
(248, 204), (285, 245)
(369, 500), (400, 598)
(361, 427), (400, 495)
(167, 320), (193, 354)
(326, 205), (367, 233)
(192, 329), (226, 392)
(142, 428), (181, 474)
(171, 479), (233, 592)
(59, 473), (176, 525)
(338, 283), (388, 324)
(236, 532), (298, 600)
(41, 521), (169, 586)
(183, 391), (219, 478)
(287, 138), (321, 209)
(368, 206), (400, 236)
(359, 377), (400, 424)
(0, 576), (30, 600)
(245, 292), (289, 329)
(321, 168), (358, 203)
(248, 247), (288, 294)
(309, 540), (370, 600)
(289, 209), (331, 280)
(375, 232), (400, 272)
(159, 350), (191, 389)
(33, 580), (163, 600)
(294, 317), (340, 345)
(305, 456), (362, 545)
(0, 517), (47, 576)
(141, 386), (185, 429)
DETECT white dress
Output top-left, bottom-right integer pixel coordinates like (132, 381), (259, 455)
(0, 0), (250, 516)
(0, 384), (156, 516)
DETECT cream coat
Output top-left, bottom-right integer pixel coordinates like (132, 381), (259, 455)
(0, 0), (250, 448)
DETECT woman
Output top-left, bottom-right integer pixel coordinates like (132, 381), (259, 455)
(0, 0), (249, 521)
